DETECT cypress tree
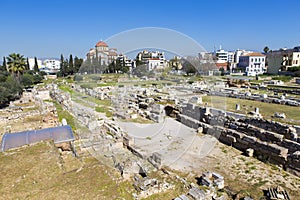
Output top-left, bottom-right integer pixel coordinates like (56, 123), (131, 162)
(26, 57), (30, 71)
(69, 54), (74, 75)
(3, 57), (7, 71)
(63, 59), (69, 76)
(33, 57), (39, 72)
(59, 54), (65, 76)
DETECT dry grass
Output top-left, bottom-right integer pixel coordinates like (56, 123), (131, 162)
(0, 141), (134, 200)
(202, 95), (300, 124)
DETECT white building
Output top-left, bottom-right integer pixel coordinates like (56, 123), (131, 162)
(228, 51), (235, 63)
(215, 49), (228, 63)
(238, 52), (266, 76)
(43, 59), (60, 70)
(28, 58), (42, 70)
(136, 50), (167, 71)
(147, 58), (162, 71)
(234, 49), (253, 63)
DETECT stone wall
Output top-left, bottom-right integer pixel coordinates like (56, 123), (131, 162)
(179, 103), (300, 177)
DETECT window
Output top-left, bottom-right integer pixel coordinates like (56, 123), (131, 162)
(251, 58), (253, 62)
(262, 58), (264, 62)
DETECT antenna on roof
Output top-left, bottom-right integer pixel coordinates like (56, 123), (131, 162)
(220, 45), (222, 50)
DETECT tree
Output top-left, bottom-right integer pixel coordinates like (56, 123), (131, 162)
(2, 57), (7, 71)
(69, 54), (74, 75)
(63, 59), (69, 76)
(58, 54), (67, 77)
(74, 56), (83, 73)
(26, 57), (30, 71)
(33, 57), (39, 72)
(169, 57), (182, 70)
(182, 58), (197, 75)
(6, 53), (27, 83)
(21, 73), (34, 88)
(263, 46), (269, 53)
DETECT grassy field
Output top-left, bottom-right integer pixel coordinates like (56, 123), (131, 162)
(202, 96), (300, 124)
(0, 141), (135, 200)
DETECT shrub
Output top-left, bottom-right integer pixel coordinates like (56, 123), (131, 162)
(74, 75), (83, 81)
(21, 73), (34, 88)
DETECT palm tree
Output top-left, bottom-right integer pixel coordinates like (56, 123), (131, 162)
(6, 53), (27, 83)
(263, 46), (269, 54)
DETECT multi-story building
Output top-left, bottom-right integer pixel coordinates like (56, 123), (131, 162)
(198, 52), (214, 63)
(238, 52), (266, 76)
(227, 51), (235, 63)
(136, 50), (167, 71)
(86, 40), (118, 65)
(215, 49), (235, 69)
(215, 49), (228, 63)
(234, 49), (253, 63)
(117, 54), (133, 68)
(267, 46), (300, 74)
(43, 59), (60, 70)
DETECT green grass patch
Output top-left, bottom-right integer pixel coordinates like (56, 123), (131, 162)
(121, 117), (153, 124)
(95, 106), (112, 118)
(272, 76), (293, 82)
(53, 101), (76, 130)
(253, 180), (268, 187)
(202, 95), (300, 124)
(58, 84), (74, 94)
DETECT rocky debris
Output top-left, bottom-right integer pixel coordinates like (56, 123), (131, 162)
(55, 142), (72, 151)
(73, 84), (111, 100)
(178, 103), (300, 176)
(236, 104), (240, 111)
(246, 148), (254, 157)
(189, 96), (203, 104)
(133, 174), (173, 199)
(274, 112), (286, 119)
(148, 152), (162, 168)
(133, 174), (157, 192)
(199, 171), (224, 190)
(188, 187), (206, 200)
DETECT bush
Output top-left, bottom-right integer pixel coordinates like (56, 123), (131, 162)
(74, 75), (83, 81)
(0, 76), (23, 104)
(39, 71), (47, 76)
(33, 74), (43, 83)
(287, 66), (300, 72)
(0, 74), (7, 82)
(21, 73), (34, 88)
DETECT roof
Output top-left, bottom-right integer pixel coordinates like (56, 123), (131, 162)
(95, 41), (108, 47)
(149, 58), (160, 60)
(0, 125), (75, 152)
(109, 51), (117, 56)
(243, 52), (265, 57)
(216, 62), (227, 68)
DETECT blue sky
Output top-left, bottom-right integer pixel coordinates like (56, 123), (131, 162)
(1, 0), (300, 59)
